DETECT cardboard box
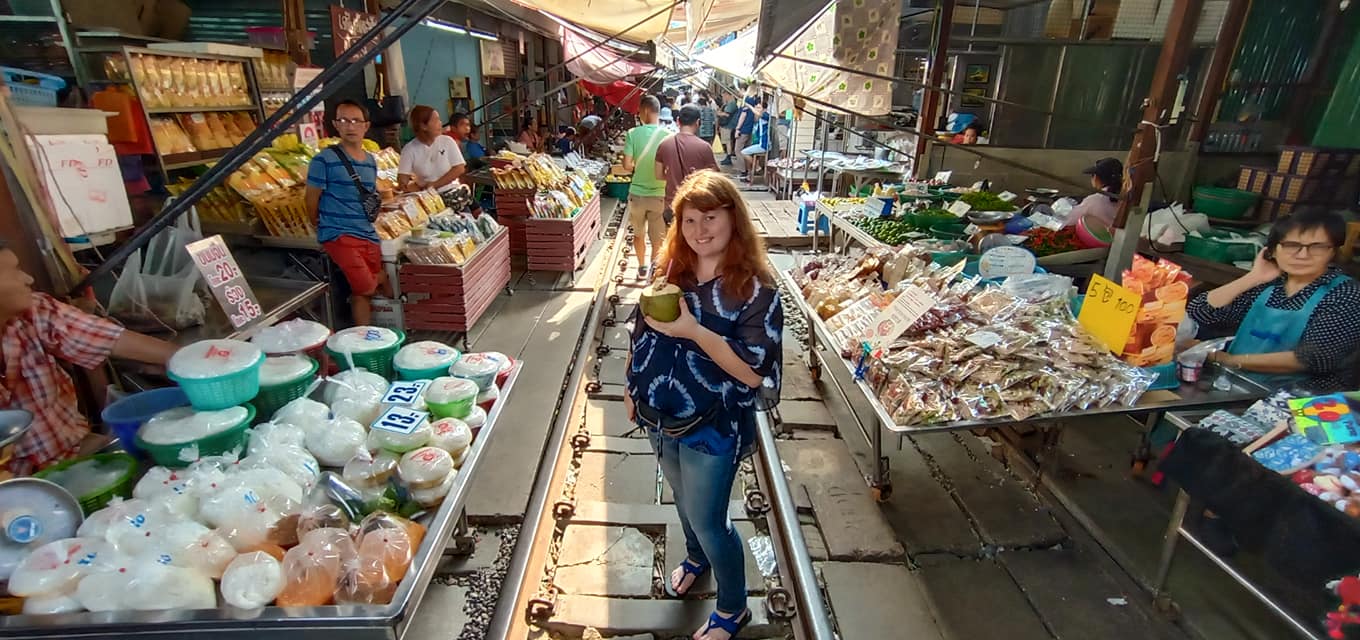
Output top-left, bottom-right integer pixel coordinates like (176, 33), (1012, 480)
(370, 296), (404, 330)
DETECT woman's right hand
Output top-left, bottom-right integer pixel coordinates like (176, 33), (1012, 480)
(1247, 248), (1282, 285)
(624, 393), (636, 421)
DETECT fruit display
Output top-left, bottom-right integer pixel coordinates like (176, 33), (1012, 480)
(167, 179), (252, 225)
(853, 216), (915, 245)
(604, 174), (631, 184)
(792, 246), (1153, 426)
(128, 53), (253, 110)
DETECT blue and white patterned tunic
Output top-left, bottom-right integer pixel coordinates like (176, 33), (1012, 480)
(628, 275), (783, 459)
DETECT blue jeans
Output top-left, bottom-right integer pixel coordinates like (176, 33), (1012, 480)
(647, 427), (746, 613)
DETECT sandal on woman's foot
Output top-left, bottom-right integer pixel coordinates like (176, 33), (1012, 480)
(664, 558), (709, 597)
(694, 608), (752, 640)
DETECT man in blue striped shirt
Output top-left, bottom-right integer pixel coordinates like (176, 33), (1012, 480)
(305, 100), (391, 326)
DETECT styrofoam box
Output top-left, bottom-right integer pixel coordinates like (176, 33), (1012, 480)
(370, 296), (404, 330)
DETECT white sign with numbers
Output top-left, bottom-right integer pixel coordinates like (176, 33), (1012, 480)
(381, 380), (430, 406)
(372, 405), (429, 435)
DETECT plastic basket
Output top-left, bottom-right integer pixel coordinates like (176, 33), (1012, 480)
(1, 66), (63, 107)
(326, 329), (407, 380)
(1142, 362), (1179, 391)
(169, 352), (266, 411)
(135, 405), (256, 468)
(604, 181), (631, 200)
(251, 356), (319, 421)
(100, 387), (191, 457)
(396, 361), (458, 381)
(428, 397), (475, 420)
(1184, 230), (1258, 264)
(34, 453), (137, 514)
(1193, 186), (1258, 220)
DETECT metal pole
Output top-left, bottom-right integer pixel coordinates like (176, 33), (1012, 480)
(753, 411), (837, 640)
(1078, 0), (1092, 41)
(817, 111), (830, 196)
(69, 0), (444, 296)
(1152, 490), (1191, 597)
(967, 0), (980, 52)
(1188, 0), (1250, 143)
(915, 0), (956, 171)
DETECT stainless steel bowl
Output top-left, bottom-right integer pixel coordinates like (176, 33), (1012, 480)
(0, 409), (33, 449)
(967, 210), (1014, 224)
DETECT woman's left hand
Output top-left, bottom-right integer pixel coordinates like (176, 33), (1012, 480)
(644, 299), (701, 341)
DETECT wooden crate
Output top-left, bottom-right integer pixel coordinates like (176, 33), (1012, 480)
(497, 213), (529, 256)
(524, 193), (602, 272)
(398, 229), (511, 332)
(493, 187), (536, 217)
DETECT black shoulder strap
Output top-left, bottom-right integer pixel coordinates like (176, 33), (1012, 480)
(331, 146), (370, 194)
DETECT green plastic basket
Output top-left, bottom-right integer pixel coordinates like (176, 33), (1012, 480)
(169, 352), (265, 411)
(1184, 230), (1259, 264)
(1193, 186), (1259, 220)
(250, 356), (319, 422)
(34, 453), (137, 515)
(605, 181), (631, 199)
(396, 361), (459, 381)
(135, 405), (256, 468)
(326, 329), (407, 380)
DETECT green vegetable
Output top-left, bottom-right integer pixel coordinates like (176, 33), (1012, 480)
(958, 191), (1017, 212)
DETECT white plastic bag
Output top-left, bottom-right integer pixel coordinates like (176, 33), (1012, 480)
(1142, 203), (1210, 247)
(108, 206), (206, 330)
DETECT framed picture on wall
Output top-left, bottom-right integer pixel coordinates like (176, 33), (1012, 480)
(961, 88), (987, 108)
(965, 64), (991, 85)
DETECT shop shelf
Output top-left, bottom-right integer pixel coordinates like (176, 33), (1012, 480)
(145, 104), (254, 114)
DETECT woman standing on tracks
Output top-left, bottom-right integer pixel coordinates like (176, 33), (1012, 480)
(626, 170), (783, 640)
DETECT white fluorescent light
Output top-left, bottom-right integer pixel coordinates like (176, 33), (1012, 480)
(468, 29), (499, 41)
(422, 18), (468, 35)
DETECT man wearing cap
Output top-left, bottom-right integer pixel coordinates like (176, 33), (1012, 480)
(1072, 157), (1124, 226)
(655, 104), (720, 215)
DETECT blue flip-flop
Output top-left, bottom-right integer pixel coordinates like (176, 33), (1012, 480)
(663, 558), (709, 597)
(698, 608), (753, 639)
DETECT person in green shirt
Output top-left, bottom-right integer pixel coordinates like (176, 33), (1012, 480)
(622, 95), (671, 279)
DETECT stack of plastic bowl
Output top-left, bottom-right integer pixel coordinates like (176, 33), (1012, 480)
(393, 341), (462, 381)
(251, 355), (319, 420)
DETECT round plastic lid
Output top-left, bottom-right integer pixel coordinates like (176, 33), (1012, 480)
(398, 447), (454, 489)
(477, 384), (500, 404)
(463, 406), (487, 429)
(137, 406), (250, 445)
(411, 468), (457, 507)
(426, 377), (479, 404)
(482, 351), (514, 374)
(258, 355), (315, 386)
(450, 353), (500, 378)
(168, 339), (262, 380)
(367, 420), (433, 453)
(327, 326), (400, 354)
(0, 478), (84, 581)
(250, 319), (331, 354)
(393, 341), (460, 371)
(428, 418), (472, 454)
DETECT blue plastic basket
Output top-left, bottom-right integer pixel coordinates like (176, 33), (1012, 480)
(1, 66), (64, 107)
(100, 387), (191, 457)
(169, 353), (265, 411)
(1143, 361), (1180, 391)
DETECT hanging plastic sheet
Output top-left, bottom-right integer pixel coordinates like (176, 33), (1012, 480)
(561, 26), (656, 83)
(513, 0), (676, 44)
(696, 28), (758, 79)
(580, 80), (647, 114)
(756, 0), (898, 116)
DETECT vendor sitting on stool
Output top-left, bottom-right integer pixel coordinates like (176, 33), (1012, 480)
(0, 240), (178, 475)
(1069, 157), (1123, 226)
(1188, 208), (1360, 393)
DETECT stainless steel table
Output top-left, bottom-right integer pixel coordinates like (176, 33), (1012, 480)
(2, 363), (523, 640)
(156, 277), (332, 347)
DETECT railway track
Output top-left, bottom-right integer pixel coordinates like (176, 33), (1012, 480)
(483, 202), (833, 639)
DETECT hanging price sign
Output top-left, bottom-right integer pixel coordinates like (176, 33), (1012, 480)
(1078, 274), (1142, 355)
(867, 285), (936, 348)
(186, 235), (262, 329)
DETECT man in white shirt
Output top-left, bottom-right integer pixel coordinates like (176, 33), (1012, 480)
(398, 105), (467, 193)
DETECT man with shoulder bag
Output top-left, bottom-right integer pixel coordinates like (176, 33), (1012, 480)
(306, 100), (392, 326)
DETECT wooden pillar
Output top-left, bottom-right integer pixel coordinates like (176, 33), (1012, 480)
(282, 0), (310, 66)
(1188, 0), (1250, 143)
(1114, 0), (1204, 229)
(914, 0), (955, 176)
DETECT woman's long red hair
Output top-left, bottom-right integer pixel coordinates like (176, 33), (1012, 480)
(658, 170), (773, 301)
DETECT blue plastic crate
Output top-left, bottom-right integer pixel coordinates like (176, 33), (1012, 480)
(1, 66), (64, 107)
(1143, 361), (1180, 390)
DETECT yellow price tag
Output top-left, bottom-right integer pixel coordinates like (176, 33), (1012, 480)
(1078, 274), (1141, 355)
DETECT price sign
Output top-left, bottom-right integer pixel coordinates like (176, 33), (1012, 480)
(1078, 274), (1142, 355)
(186, 235), (262, 329)
(372, 405), (430, 435)
(382, 380), (430, 406)
(948, 200), (972, 217)
(933, 171), (952, 183)
(867, 285), (936, 348)
(998, 191), (1018, 202)
(978, 246), (1036, 279)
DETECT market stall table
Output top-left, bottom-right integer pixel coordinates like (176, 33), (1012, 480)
(0, 362), (523, 640)
(160, 277), (332, 346)
(1151, 411), (1352, 640)
(775, 267), (1270, 499)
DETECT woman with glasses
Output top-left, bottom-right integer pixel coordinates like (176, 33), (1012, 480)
(1188, 208), (1360, 392)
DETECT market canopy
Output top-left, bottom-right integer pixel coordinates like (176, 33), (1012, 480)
(561, 25), (655, 83)
(664, 0), (761, 51)
(755, 0), (898, 116)
(510, 0), (675, 44)
(754, 0), (835, 62)
(580, 79), (648, 113)
(696, 28), (757, 79)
